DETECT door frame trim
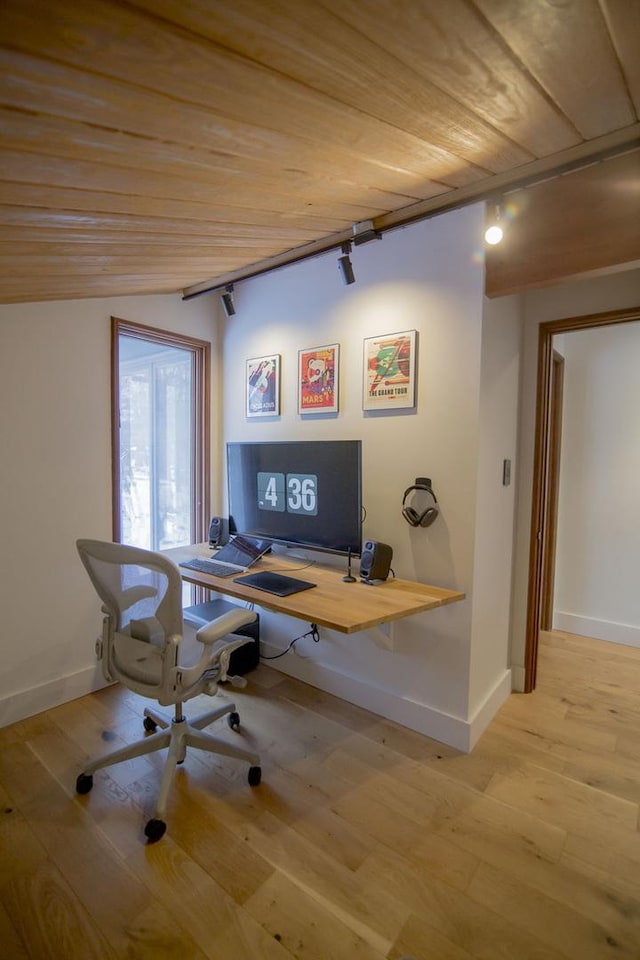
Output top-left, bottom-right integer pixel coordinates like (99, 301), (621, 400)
(524, 305), (640, 691)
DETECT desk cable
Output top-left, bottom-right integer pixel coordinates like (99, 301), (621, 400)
(261, 622), (320, 660)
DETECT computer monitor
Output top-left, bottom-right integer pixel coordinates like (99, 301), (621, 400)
(227, 440), (362, 557)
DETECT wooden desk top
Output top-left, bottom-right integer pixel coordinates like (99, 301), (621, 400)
(166, 543), (465, 635)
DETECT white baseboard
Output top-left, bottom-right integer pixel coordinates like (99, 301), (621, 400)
(510, 664), (526, 692)
(553, 612), (640, 649)
(261, 641), (511, 753)
(0, 664), (109, 729)
(467, 669), (512, 750)
(0, 645), (513, 756)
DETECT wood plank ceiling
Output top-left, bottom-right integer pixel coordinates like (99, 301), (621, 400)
(0, 0), (639, 304)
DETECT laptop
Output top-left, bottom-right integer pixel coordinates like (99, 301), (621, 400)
(179, 534), (272, 578)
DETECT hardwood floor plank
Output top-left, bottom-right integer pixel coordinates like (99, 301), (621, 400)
(357, 838), (479, 900)
(229, 808), (410, 947)
(485, 760), (638, 836)
(1, 858), (116, 960)
(385, 870), (570, 960)
(429, 787), (567, 874)
(0, 742), (210, 959)
(26, 723), (160, 860)
(467, 860), (640, 960)
(0, 899), (30, 960)
(0, 631), (639, 958)
(0, 803), (48, 888)
(123, 841), (291, 960)
(563, 826), (640, 889)
(322, 747), (440, 825)
(244, 870), (389, 959)
(389, 912), (477, 960)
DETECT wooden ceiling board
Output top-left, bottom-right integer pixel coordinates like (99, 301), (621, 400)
(129, 0), (536, 172)
(317, 0), (582, 156)
(0, 183), (353, 232)
(600, 0), (640, 113)
(0, 197), (350, 236)
(2, 150), (404, 223)
(0, 50), (463, 200)
(0, 112), (431, 215)
(0, 209), (324, 244)
(474, 0), (635, 137)
(0, 0), (638, 304)
(1, 0), (488, 184)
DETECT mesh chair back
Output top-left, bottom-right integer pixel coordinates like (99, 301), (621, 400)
(77, 539), (185, 692)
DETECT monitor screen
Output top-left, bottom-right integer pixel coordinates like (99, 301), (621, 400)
(227, 440), (362, 557)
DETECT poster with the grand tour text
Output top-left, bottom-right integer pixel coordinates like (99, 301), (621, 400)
(363, 330), (417, 411)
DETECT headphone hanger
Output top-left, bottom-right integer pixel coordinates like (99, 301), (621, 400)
(402, 476), (439, 528)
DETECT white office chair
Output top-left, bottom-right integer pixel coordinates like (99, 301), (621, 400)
(75, 538), (261, 842)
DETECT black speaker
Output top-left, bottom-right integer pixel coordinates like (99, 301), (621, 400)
(402, 477), (439, 528)
(209, 516), (229, 547)
(360, 540), (393, 582)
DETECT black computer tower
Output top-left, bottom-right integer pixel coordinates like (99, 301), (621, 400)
(182, 598), (260, 675)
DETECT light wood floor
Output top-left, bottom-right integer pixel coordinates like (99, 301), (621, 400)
(1, 630), (639, 959)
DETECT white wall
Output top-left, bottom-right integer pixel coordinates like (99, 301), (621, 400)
(0, 294), (216, 725)
(510, 267), (640, 688)
(553, 321), (640, 646)
(469, 294), (521, 720)
(219, 205), (516, 749)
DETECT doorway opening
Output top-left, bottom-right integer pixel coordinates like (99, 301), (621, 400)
(524, 305), (640, 692)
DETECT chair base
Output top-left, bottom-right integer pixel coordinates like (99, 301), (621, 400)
(77, 699), (261, 837)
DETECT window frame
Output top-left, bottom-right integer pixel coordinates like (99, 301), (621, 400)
(111, 316), (210, 546)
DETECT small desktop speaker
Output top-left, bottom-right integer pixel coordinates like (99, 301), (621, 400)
(208, 516), (230, 547)
(360, 540), (393, 582)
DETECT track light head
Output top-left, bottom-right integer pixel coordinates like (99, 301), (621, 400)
(221, 283), (236, 317)
(484, 202), (504, 245)
(338, 241), (355, 285)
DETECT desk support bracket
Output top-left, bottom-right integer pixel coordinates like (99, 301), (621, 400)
(370, 621), (396, 650)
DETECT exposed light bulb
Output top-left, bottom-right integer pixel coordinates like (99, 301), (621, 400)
(484, 224), (504, 245)
(484, 202), (504, 245)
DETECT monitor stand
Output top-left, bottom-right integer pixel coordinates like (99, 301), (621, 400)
(342, 549), (356, 583)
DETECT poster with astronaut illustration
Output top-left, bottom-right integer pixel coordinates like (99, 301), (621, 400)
(246, 354), (280, 418)
(298, 343), (339, 415)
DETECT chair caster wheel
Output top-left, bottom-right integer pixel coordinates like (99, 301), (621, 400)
(248, 765), (262, 787)
(227, 711), (240, 730)
(144, 818), (166, 843)
(143, 716), (157, 733)
(76, 773), (93, 795)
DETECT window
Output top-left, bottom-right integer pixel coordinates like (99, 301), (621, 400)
(112, 318), (210, 550)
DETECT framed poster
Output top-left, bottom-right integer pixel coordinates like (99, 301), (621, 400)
(363, 329), (417, 411)
(298, 342), (339, 415)
(246, 354), (280, 418)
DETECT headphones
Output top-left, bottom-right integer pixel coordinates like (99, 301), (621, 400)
(402, 477), (439, 528)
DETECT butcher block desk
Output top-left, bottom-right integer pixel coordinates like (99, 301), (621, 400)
(166, 543), (464, 635)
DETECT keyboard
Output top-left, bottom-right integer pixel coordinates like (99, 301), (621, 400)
(179, 557), (244, 578)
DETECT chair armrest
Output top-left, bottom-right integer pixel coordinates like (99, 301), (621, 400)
(195, 608), (257, 645)
(178, 608), (258, 685)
